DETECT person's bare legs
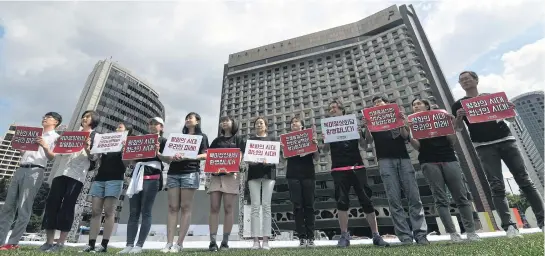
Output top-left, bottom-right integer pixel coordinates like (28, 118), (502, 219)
(167, 188), (181, 245)
(208, 192), (222, 244)
(366, 212), (379, 233)
(88, 197), (105, 248)
(222, 193), (237, 245)
(57, 232), (69, 244)
(338, 211), (349, 232)
(101, 197), (117, 242)
(46, 230), (56, 244)
(176, 188), (196, 245)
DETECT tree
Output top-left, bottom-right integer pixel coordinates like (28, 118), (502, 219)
(32, 182), (50, 216)
(26, 214), (43, 233)
(506, 191), (530, 212)
(0, 178), (11, 202)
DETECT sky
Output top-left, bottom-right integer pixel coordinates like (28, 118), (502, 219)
(1, 1), (544, 192)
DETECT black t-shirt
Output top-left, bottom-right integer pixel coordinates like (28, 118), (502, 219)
(371, 130), (409, 159)
(246, 135), (276, 181)
(286, 153), (315, 180)
(452, 96), (512, 143)
(209, 134), (245, 176)
(95, 152), (125, 181)
(329, 139), (364, 169)
(168, 133), (209, 175)
(135, 136), (167, 176)
(417, 136), (457, 163)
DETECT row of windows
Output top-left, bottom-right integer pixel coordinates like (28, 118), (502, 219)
(108, 72), (164, 114)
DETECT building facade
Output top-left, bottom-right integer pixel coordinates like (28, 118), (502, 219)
(512, 91), (544, 159)
(511, 115), (544, 196)
(0, 125), (21, 180)
(219, 4), (496, 237)
(46, 59), (165, 242)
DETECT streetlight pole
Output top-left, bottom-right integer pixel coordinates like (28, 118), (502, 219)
(505, 177), (515, 195)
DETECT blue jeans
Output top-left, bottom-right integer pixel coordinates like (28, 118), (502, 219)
(126, 179), (159, 247)
(378, 158), (427, 241)
(89, 180), (124, 198)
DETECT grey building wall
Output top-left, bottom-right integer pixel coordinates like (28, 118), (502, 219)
(512, 91), (544, 159)
(511, 115), (544, 196)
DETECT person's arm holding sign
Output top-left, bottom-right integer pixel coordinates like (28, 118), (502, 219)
(360, 117), (373, 144)
(406, 119), (420, 151)
(195, 134), (209, 161)
(37, 136), (56, 160)
(398, 112), (411, 140)
(453, 107), (466, 132)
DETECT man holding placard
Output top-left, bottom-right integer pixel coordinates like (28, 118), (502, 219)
(452, 71), (544, 237)
(362, 96), (428, 245)
(0, 112), (62, 251)
(321, 99), (389, 248)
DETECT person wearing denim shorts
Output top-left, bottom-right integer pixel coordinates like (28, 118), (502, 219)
(80, 122), (133, 253)
(161, 112), (209, 253)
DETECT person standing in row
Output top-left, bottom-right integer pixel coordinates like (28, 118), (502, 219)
(207, 116), (245, 251)
(247, 117), (276, 250)
(40, 110), (100, 252)
(408, 99), (480, 243)
(362, 96), (428, 245)
(162, 112), (209, 253)
(81, 122), (134, 253)
(452, 71), (544, 236)
(322, 99), (389, 248)
(0, 112), (62, 251)
(284, 117), (319, 247)
(119, 117), (167, 254)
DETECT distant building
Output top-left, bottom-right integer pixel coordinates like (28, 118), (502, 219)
(512, 91), (544, 159)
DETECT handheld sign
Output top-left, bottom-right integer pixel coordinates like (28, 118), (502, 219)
(53, 131), (90, 154)
(362, 104), (405, 132)
(11, 126), (43, 151)
(321, 114), (360, 143)
(162, 133), (203, 158)
(461, 92), (516, 123)
(90, 131), (128, 154)
(204, 148), (241, 173)
(280, 129), (318, 158)
(243, 140), (280, 164)
(408, 110), (455, 139)
(122, 134), (158, 160)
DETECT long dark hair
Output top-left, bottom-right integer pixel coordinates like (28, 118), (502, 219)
(219, 116), (239, 135)
(183, 112), (202, 134)
(82, 110), (100, 129)
(120, 122), (135, 136)
(253, 116), (268, 133)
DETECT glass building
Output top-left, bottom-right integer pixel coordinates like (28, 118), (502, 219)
(512, 91), (544, 159)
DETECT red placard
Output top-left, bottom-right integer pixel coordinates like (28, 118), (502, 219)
(280, 129), (318, 158)
(362, 104), (405, 132)
(461, 92), (516, 123)
(53, 131), (90, 154)
(204, 148), (241, 173)
(408, 110), (455, 139)
(122, 134), (158, 160)
(11, 126), (43, 151)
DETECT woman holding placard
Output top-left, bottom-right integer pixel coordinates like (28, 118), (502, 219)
(81, 122), (133, 253)
(206, 116), (245, 251)
(408, 99), (480, 243)
(246, 116), (277, 250)
(161, 112), (209, 253)
(119, 117), (168, 254)
(284, 117), (319, 247)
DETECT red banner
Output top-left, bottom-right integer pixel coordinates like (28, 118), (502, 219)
(280, 129), (318, 158)
(122, 134), (158, 160)
(11, 126), (43, 151)
(408, 110), (455, 139)
(362, 104), (405, 132)
(53, 131), (90, 154)
(204, 148), (241, 173)
(461, 92), (516, 123)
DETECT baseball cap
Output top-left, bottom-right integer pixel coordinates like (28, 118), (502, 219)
(150, 117), (165, 125)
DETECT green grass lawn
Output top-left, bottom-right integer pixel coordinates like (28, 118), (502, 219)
(5, 233), (544, 256)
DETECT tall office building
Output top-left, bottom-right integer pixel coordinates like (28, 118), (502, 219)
(0, 125), (21, 180)
(511, 115), (544, 196)
(220, 4), (496, 236)
(512, 91), (544, 159)
(47, 59), (166, 242)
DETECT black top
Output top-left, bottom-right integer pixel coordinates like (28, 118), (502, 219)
(168, 133), (209, 175)
(329, 139), (364, 169)
(135, 136), (167, 176)
(417, 136), (457, 163)
(246, 135), (276, 181)
(286, 154), (315, 180)
(371, 130), (410, 159)
(209, 134), (245, 176)
(95, 152), (125, 181)
(452, 96), (512, 143)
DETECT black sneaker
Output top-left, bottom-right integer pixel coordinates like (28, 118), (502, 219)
(79, 245), (94, 252)
(372, 235), (390, 247)
(337, 236), (350, 248)
(299, 239), (307, 247)
(208, 242), (218, 252)
(416, 237), (430, 245)
(219, 242), (229, 250)
(307, 238), (315, 247)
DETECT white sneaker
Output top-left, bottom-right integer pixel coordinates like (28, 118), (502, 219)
(169, 244), (181, 253)
(251, 241), (261, 250)
(160, 243), (172, 253)
(450, 233), (462, 243)
(467, 232), (481, 242)
(129, 246), (143, 254)
(506, 225), (523, 238)
(118, 246), (133, 254)
(261, 242), (271, 250)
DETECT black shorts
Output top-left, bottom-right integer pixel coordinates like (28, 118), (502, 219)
(331, 169), (374, 213)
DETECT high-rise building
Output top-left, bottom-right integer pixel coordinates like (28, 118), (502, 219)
(511, 115), (544, 196)
(512, 91), (544, 159)
(47, 59), (165, 242)
(220, 4), (496, 236)
(0, 125), (21, 180)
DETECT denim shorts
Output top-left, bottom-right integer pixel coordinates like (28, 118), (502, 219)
(89, 180), (124, 198)
(167, 172), (200, 189)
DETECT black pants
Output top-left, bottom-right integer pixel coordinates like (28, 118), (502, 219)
(42, 176), (83, 232)
(331, 169), (375, 213)
(288, 179), (315, 239)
